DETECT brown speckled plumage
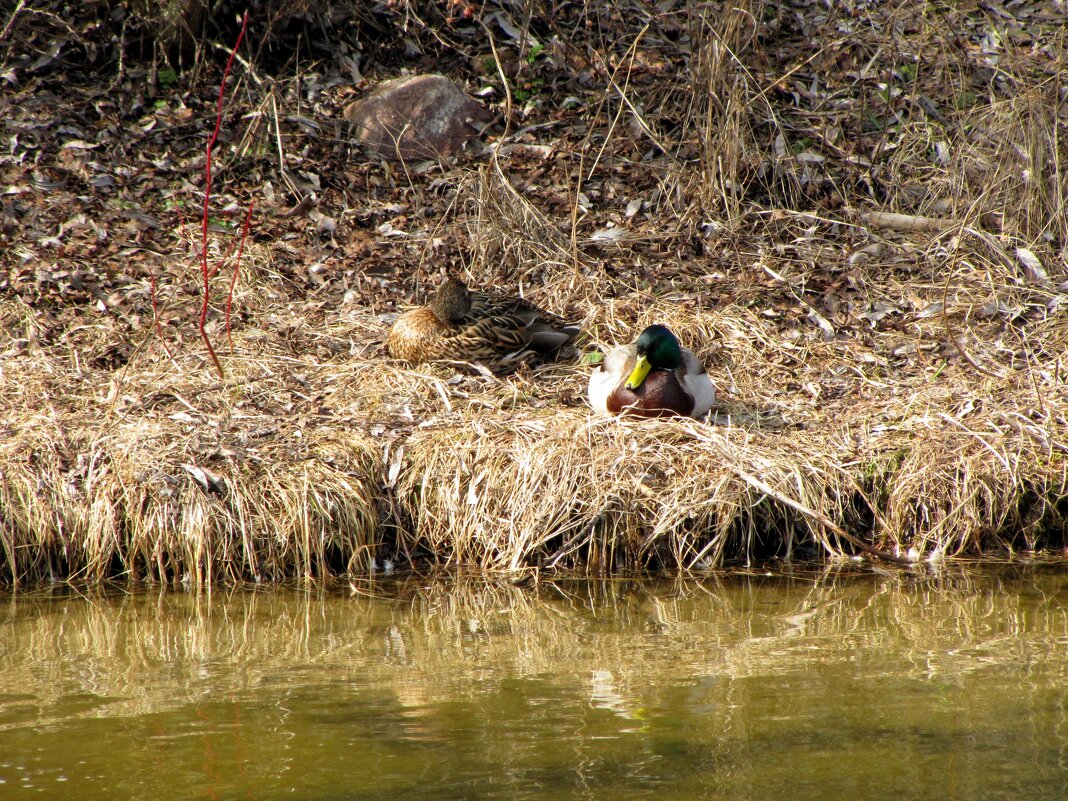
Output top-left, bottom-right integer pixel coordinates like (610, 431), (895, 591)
(386, 277), (578, 373)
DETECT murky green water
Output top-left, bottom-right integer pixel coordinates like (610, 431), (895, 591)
(1, 565), (1066, 800)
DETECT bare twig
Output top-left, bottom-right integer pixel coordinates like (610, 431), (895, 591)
(0, 0), (26, 42)
(199, 11), (249, 379)
(865, 210), (959, 232)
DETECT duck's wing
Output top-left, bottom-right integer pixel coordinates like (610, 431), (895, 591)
(679, 348), (716, 418)
(587, 344), (635, 414)
(465, 290), (580, 353)
(452, 316), (544, 363)
(467, 289), (551, 320)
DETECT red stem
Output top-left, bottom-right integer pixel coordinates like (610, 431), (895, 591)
(226, 200), (255, 352)
(208, 236), (240, 281)
(199, 11), (248, 378)
(150, 274), (177, 364)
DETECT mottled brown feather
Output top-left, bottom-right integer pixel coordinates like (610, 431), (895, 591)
(385, 278), (578, 373)
(385, 307), (453, 363)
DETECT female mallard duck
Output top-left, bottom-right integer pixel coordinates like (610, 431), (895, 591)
(386, 277), (579, 374)
(588, 324), (715, 418)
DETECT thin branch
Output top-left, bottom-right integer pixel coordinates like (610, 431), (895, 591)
(199, 11), (249, 379)
(226, 201), (255, 352)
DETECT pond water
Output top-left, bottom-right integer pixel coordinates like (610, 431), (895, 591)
(1, 564), (1066, 801)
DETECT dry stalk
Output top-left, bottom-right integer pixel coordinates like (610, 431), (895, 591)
(686, 0), (759, 221)
(466, 166), (571, 285)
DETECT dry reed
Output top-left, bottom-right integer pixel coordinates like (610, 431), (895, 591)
(1, 1), (1066, 583)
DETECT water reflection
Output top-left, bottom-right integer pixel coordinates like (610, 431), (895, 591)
(0, 564), (1066, 800)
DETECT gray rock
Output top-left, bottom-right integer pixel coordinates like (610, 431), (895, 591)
(343, 74), (493, 160)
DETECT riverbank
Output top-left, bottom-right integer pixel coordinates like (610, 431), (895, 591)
(2, 2), (1066, 583)
(3, 258), (1065, 583)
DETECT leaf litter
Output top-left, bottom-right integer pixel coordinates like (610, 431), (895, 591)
(0, 1), (1066, 583)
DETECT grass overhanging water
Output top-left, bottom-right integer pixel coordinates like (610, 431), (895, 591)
(0, 2), (1066, 584)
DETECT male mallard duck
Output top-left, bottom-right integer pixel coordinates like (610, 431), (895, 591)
(386, 277), (579, 374)
(588, 324), (715, 418)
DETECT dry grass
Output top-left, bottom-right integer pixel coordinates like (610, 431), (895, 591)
(3, 237), (1063, 583)
(1, 1), (1067, 583)
(0, 250), (384, 583)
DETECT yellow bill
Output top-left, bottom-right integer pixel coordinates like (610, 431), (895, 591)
(625, 355), (652, 390)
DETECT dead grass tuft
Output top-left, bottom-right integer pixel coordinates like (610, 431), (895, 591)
(3, 236), (1065, 583)
(2, 1), (1067, 583)
(467, 166), (573, 285)
(683, 0), (762, 222)
(1, 296), (382, 584)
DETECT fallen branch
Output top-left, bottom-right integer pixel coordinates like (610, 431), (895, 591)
(726, 464), (914, 565)
(864, 210), (959, 232)
(0, 0), (26, 42)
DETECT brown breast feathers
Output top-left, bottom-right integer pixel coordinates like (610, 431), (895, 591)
(385, 307), (451, 362)
(606, 369), (694, 418)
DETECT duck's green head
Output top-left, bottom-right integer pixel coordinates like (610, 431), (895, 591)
(625, 324), (683, 389)
(428, 277), (472, 324)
